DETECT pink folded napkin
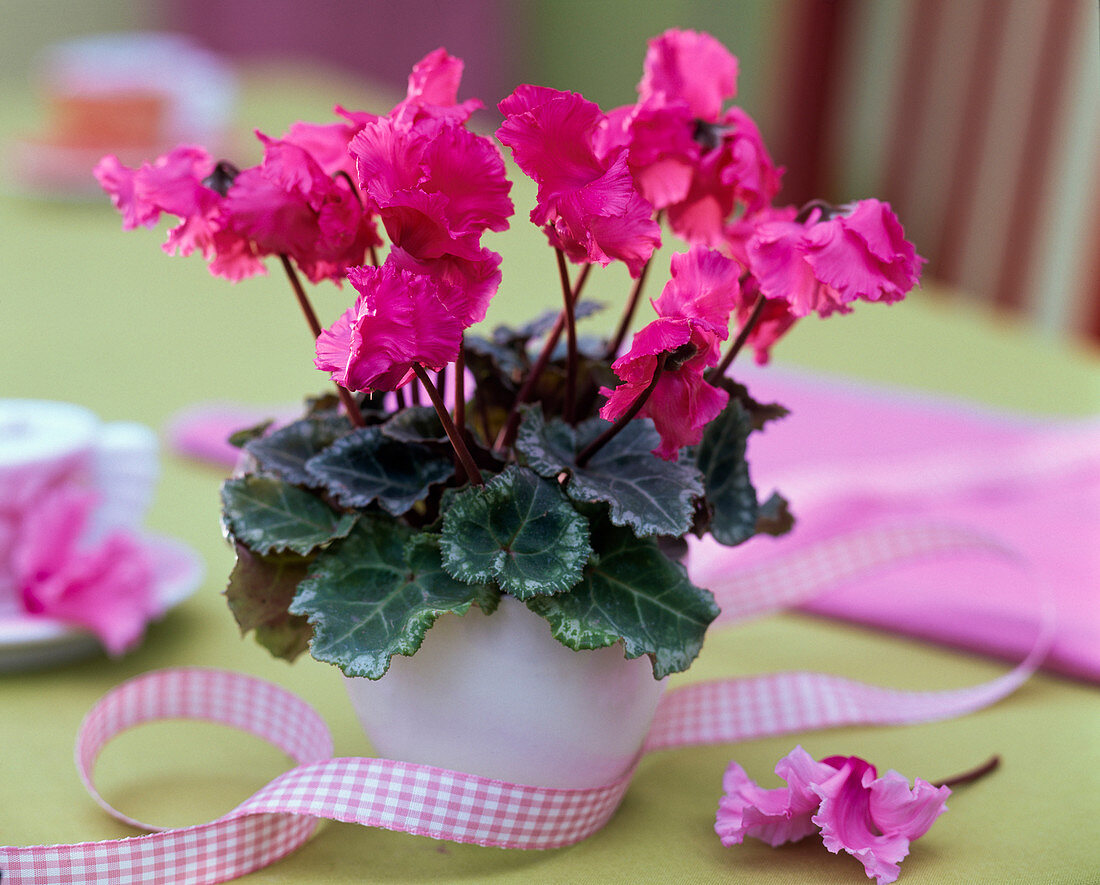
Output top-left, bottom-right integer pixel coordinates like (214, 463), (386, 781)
(165, 373), (1100, 682)
(692, 367), (1099, 683)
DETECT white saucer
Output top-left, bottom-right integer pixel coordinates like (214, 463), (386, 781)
(0, 535), (204, 671)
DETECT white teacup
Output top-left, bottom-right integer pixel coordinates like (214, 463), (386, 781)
(0, 400), (158, 616)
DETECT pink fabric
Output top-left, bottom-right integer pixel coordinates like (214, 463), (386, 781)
(691, 367), (1100, 682)
(0, 522), (1051, 882)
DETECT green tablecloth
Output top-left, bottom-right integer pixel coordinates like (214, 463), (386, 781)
(2, 68), (1098, 883)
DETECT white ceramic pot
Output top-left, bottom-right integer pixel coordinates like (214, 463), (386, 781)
(344, 596), (666, 788)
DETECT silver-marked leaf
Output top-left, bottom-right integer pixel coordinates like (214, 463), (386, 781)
(439, 465), (591, 599)
(305, 426), (454, 514)
(244, 415), (353, 486)
(526, 518), (718, 679)
(290, 518), (497, 679)
(380, 406), (449, 444)
(221, 476), (357, 556)
(224, 545), (312, 661)
(516, 409), (703, 537)
(696, 399), (759, 546)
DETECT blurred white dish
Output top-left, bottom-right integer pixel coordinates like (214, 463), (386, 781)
(0, 533), (203, 671)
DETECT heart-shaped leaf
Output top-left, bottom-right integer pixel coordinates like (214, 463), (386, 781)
(695, 399), (759, 546)
(380, 406), (449, 444)
(224, 545), (312, 661)
(305, 426), (454, 514)
(290, 517), (497, 679)
(516, 408), (703, 537)
(526, 517), (719, 679)
(439, 465), (591, 599)
(244, 414), (354, 486)
(221, 475), (357, 555)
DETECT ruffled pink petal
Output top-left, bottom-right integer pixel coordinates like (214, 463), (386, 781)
(664, 151), (734, 247)
(282, 117), (366, 179)
(812, 758), (942, 885)
(376, 190), (484, 261)
(804, 199), (923, 303)
(642, 364), (728, 459)
(608, 317), (693, 383)
(601, 318), (724, 459)
(388, 245), (502, 327)
(497, 86), (609, 197)
(747, 219), (849, 317)
(420, 124), (513, 234)
(621, 99), (699, 208)
(719, 107), (784, 216)
(638, 29), (738, 121)
(869, 772), (951, 842)
(724, 205), (798, 267)
(351, 117), (428, 206)
(315, 263), (463, 392)
(94, 154), (145, 228)
(391, 48), (482, 132)
(715, 749), (833, 847)
(205, 229), (266, 281)
(652, 245), (740, 334)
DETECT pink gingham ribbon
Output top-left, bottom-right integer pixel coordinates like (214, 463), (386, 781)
(0, 522), (1053, 885)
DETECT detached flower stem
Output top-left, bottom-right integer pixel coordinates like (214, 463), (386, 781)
(576, 354), (666, 468)
(412, 364), (483, 486)
(278, 255), (365, 427)
(555, 248), (579, 425)
(933, 755), (1001, 789)
(711, 290), (765, 379)
(493, 263), (592, 451)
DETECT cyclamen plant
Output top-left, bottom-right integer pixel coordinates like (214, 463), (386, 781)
(96, 30), (922, 681)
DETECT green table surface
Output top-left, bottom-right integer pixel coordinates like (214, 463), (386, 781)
(2, 66), (1099, 884)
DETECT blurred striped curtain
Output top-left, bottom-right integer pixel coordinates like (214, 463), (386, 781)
(765, 0), (1100, 342)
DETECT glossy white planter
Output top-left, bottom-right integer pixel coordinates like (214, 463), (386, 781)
(344, 596), (666, 788)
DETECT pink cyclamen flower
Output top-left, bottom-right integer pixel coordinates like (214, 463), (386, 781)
(747, 199), (924, 317)
(391, 47), (483, 133)
(351, 114), (512, 322)
(314, 262), (464, 391)
(716, 746), (951, 885)
(497, 85), (661, 277)
(601, 246), (738, 459)
(12, 487), (155, 656)
(94, 146), (265, 281)
(638, 28), (739, 122)
(600, 317), (728, 460)
(223, 132), (380, 284)
(651, 245), (742, 334)
(598, 29), (782, 247)
(280, 107), (375, 180)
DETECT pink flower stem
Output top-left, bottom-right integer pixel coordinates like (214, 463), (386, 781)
(278, 254), (365, 428)
(454, 343), (466, 438)
(711, 289), (765, 379)
(933, 755), (1001, 789)
(576, 353), (667, 468)
(409, 377), (422, 406)
(394, 387), (407, 410)
(555, 249), (579, 424)
(412, 364), (483, 486)
(493, 263), (592, 451)
(334, 170), (362, 206)
(605, 251), (655, 360)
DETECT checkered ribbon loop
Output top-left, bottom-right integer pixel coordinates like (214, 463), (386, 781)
(0, 522), (1053, 885)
